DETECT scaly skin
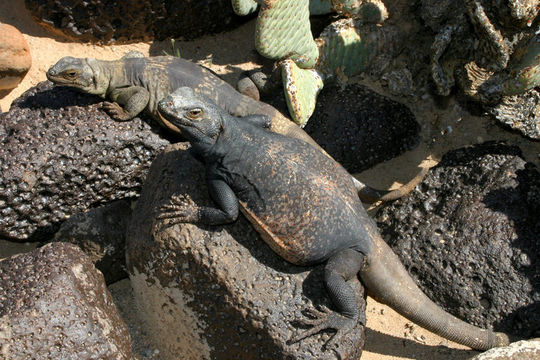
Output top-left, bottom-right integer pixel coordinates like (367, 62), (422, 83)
(157, 87), (511, 353)
(46, 53), (425, 203)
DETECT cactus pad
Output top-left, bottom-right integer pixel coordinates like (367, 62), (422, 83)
(255, 0), (319, 68)
(316, 19), (402, 79)
(331, 0), (388, 22)
(502, 33), (540, 96)
(281, 59), (324, 126)
(309, 0), (333, 15)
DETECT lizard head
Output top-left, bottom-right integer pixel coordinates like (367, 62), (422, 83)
(158, 87), (225, 147)
(47, 57), (107, 95)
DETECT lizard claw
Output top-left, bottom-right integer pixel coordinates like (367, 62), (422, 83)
(102, 101), (132, 121)
(155, 194), (199, 227)
(289, 305), (357, 350)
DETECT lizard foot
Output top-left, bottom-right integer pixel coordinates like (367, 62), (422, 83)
(155, 194), (200, 227)
(289, 305), (357, 350)
(102, 101), (133, 121)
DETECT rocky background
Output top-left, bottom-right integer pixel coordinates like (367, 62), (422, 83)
(1, 0), (538, 359)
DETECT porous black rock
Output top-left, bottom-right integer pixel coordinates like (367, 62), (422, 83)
(126, 143), (366, 360)
(53, 199), (133, 284)
(0, 81), (169, 241)
(0, 242), (133, 359)
(303, 83), (421, 173)
(24, 0), (246, 44)
(470, 339), (540, 360)
(375, 142), (540, 338)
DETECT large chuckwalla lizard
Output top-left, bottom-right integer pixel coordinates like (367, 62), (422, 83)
(46, 52), (426, 203)
(156, 87), (511, 352)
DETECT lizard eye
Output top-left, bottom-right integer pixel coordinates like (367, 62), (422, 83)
(64, 70), (78, 78)
(186, 108), (203, 120)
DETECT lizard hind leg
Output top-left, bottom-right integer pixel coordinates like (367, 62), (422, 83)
(290, 249), (365, 348)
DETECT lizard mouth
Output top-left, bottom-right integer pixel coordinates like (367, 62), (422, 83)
(46, 71), (76, 86)
(156, 111), (182, 134)
(46, 71), (64, 84)
(157, 102), (195, 130)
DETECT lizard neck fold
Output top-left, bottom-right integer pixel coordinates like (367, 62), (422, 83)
(86, 58), (121, 97)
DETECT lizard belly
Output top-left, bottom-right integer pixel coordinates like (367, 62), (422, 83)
(223, 124), (370, 266)
(239, 201), (313, 265)
(238, 196), (366, 266)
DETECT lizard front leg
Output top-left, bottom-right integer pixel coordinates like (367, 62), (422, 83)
(157, 177), (239, 227)
(290, 248), (364, 349)
(103, 86), (150, 121)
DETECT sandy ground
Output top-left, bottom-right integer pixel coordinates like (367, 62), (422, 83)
(2, 1), (538, 359)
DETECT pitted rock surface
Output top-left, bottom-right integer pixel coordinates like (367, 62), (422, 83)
(0, 242), (133, 359)
(376, 142), (540, 338)
(303, 83), (420, 173)
(24, 0), (246, 43)
(0, 81), (169, 241)
(54, 199), (133, 284)
(471, 338), (540, 360)
(126, 143), (366, 360)
(0, 23), (31, 91)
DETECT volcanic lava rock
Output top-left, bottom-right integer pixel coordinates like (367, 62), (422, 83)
(0, 81), (169, 241)
(471, 338), (540, 360)
(376, 142), (540, 338)
(54, 199), (133, 284)
(304, 83), (420, 173)
(0, 242), (133, 359)
(126, 143), (366, 360)
(0, 23), (31, 92)
(24, 0), (246, 44)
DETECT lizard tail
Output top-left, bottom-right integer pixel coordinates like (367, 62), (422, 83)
(377, 166), (429, 202)
(360, 233), (511, 351)
(352, 166), (429, 204)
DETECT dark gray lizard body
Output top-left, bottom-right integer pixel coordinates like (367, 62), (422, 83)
(46, 53), (425, 203)
(157, 87), (510, 353)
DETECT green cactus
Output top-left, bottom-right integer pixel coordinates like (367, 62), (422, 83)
(502, 33), (540, 96)
(255, 0), (319, 68)
(232, 0), (398, 125)
(309, 0), (333, 15)
(316, 19), (402, 79)
(281, 59), (324, 126)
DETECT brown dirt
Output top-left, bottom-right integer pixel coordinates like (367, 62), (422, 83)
(2, 1), (537, 359)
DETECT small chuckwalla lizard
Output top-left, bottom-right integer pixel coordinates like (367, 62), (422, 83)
(46, 52), (426, 203)
(156, 87), (511, 352)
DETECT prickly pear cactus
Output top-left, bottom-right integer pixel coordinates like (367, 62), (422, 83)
(502, 33), (540, 96)
(309, 0), (332, 15)
(332, 0), (388, 22)
(281, 59), (324, 126)
(255, 0), (319, 68)
(233, 0), (399, 125)
(316, 19), (403, 79)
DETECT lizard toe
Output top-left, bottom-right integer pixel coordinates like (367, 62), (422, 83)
(289, 308), (357, 345)
(156, 194), (199, 223)
(102, 102), (132, 121)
